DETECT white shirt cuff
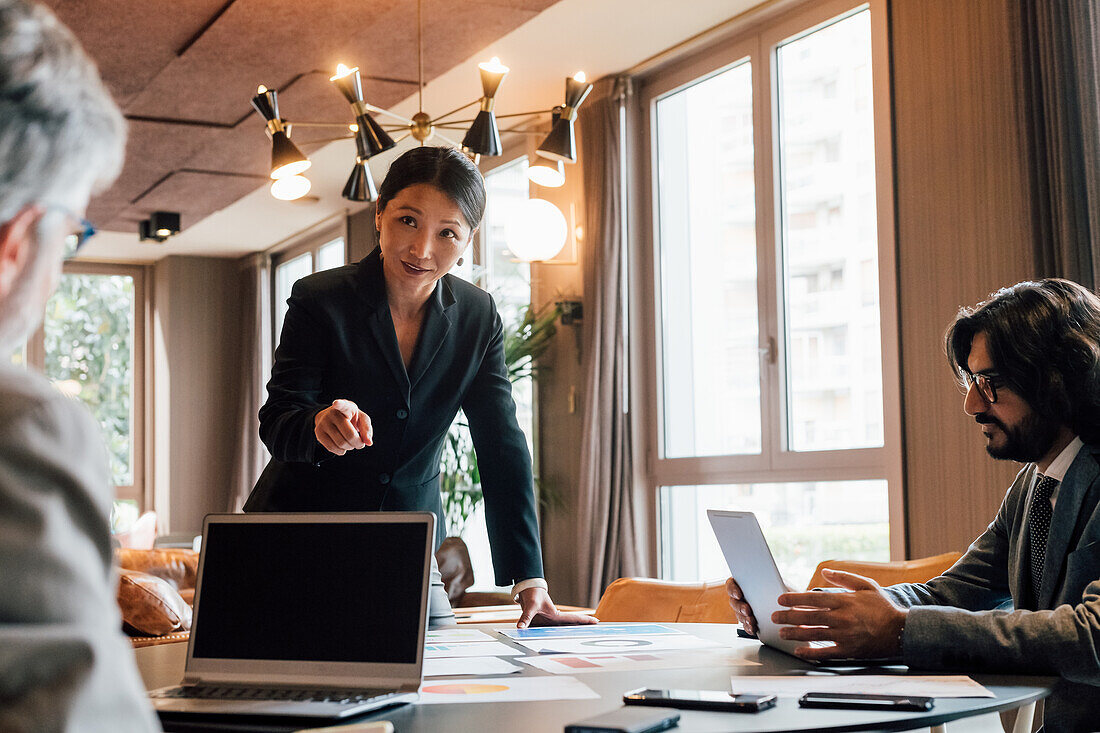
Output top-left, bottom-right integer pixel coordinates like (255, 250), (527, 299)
(511, 577), (548, 602)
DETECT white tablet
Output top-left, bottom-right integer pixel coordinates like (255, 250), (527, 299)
(707, 509), (808, 658)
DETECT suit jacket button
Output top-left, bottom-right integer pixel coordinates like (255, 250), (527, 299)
(379, 473), (391, 485)
(396, 408), (408, 420)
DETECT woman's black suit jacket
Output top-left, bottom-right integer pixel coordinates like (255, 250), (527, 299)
(244, 248), (543, 586)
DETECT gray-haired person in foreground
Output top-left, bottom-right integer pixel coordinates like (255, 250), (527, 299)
(0, 1), (159, 730)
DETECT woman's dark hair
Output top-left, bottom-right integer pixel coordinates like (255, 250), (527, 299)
(945, 278), (1100, 443)
(376, 146), (486, 230)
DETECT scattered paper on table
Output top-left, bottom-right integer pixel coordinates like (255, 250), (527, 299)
(424, 641), (522, 659)
(517, 648), (761, 674)
(423, 656), (521, 677)
(425, 628), (495, 644)
(500, 623), (681, 640)
(452, 609), (520, 623)
(417, 676), (599, 705)
(516, 633), (722, 655)
(728, 675), (994, 698)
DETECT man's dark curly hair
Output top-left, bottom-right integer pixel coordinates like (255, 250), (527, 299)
(946, 279), (1100, 444)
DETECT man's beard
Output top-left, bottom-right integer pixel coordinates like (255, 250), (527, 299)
(976, 410), (1062, 463)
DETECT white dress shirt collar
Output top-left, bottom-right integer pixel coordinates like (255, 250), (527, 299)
(1042, 436), (1083, 483)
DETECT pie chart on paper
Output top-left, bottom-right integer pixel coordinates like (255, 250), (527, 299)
(421, 683), (511, 695)
(580, 639), (653, 648)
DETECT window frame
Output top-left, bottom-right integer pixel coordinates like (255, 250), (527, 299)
(25, 260), (150, 509)
(270, 222), (348, 350)
(631, 0), (904, 572)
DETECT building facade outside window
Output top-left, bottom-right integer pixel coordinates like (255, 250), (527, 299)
(638, 0), (901, 589)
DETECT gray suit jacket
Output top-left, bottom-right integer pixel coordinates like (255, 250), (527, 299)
(886, 444), (1100, 731)
(0, 366), (159, 732)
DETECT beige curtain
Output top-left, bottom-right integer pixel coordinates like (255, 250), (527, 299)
(227, 252), (272, 511)
(575, 77), (647, 606)
(1018, 0), (1100, 287)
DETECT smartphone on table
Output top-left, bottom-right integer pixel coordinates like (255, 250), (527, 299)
(623, 688), (777, 713)
(798, 692), (934, 711)
(564, 706), (680, 733)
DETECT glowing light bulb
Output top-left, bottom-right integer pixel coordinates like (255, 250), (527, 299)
(257, 85), (267, 94)
(155, 228), (171, 237)
(479, 56), (509, 74)
(271, 174), (311, 201)
(573, 71), (587, 83)
(349, 123), (359, 132)
(330, 63), (357, 81)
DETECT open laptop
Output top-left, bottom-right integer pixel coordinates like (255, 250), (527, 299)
(708, 509), (899, 665)
(149, 511), (434, 722)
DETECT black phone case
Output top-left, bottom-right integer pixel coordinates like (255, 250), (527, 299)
(799, 693), (934, 712)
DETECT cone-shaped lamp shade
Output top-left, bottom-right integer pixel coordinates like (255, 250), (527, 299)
(354, 113), (396, 157)
(535, 117), (575, 163)
(330, 64), (364, 104)
(462, 109), (502, 156)
(342, 160), (378, 202)
(477, 58), (509, 99)
(271, 174), (311, 200)
(527, 158), (565, 187)
(250, 87), (279, 122)
(270, 130), (310, 179)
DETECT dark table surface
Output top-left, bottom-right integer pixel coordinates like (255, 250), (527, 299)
(137, 622), (1054, 732)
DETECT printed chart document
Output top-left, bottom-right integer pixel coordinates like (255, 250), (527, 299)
(728, 675), (995, 698)
(514, 633), (722, 655)
(423, 656), (522, 678)
(417, 676), (599, 705)
(500, 623), (682, 640)
(518, 649), (761, 674)
(425, 628), (495, 644)
(424, 641), (523, 659)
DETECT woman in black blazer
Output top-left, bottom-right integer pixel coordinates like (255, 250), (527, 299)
(246, 146), (594, 628)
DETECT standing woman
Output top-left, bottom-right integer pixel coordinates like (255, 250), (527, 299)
(245, 146), (593, 629)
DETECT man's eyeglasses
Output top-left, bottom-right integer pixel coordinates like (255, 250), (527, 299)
(45, 205), (96, 259)
(964, 371), (1007, 404)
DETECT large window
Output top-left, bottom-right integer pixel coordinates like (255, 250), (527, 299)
(273, 233), (346, 347)
(24, 262), (147, 507)
(640, 0), (899, 586)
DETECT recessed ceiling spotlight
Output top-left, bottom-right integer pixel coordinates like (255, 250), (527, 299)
(138, 211), (181, 242)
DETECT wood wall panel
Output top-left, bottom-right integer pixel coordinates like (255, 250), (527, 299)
(891, 0), (1037, 557)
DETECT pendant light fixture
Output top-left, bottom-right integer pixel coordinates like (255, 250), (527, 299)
(249, 0), (593, 203)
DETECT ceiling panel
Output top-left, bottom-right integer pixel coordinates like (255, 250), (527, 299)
(43, 0), (231, 106)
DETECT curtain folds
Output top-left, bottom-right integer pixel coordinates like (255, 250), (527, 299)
(575, 76), (646, 606)
(227, 252), (272, 512)
(1019, 0), (1100, 287)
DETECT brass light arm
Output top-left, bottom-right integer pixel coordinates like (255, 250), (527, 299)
(429, 99), (480, 125)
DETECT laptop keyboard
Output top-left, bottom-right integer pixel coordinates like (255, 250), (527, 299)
(151, 685), (398, 704)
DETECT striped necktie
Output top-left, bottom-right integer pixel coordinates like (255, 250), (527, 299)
(1028, 474), (1058, 602)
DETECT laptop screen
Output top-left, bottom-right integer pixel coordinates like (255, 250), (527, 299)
(191, 520), (427, 664)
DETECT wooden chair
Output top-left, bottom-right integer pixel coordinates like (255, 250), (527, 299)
(806, 551), (963, 590)
(593, 577), (737, 623)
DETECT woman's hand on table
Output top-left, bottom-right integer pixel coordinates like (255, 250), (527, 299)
(516, 587), (599, 629)
(314, 399), (373, 456)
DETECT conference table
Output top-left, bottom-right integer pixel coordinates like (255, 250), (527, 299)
(136, 622), (1054, 732)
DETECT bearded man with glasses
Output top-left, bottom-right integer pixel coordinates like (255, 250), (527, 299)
(0, 1), (158, 730)
(727, 279), (1100, 731)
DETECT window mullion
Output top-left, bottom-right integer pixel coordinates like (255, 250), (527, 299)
(755, 33), (784, 471)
